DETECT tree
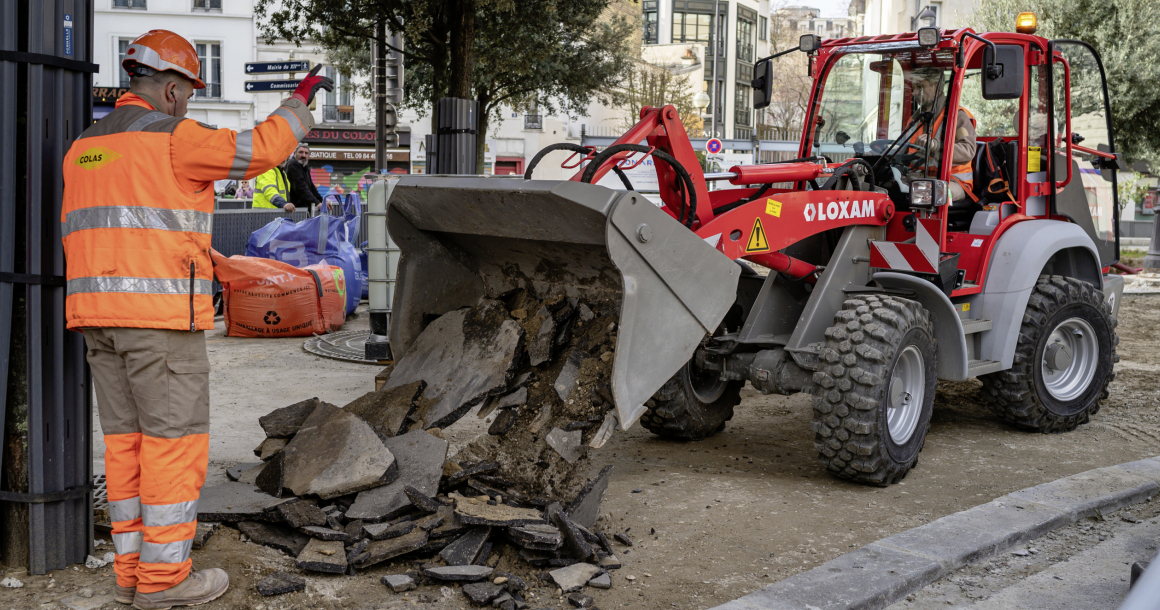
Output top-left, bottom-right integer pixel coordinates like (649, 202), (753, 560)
(256, 0), (635, 172)
(976, 0), (1160, 163)
(758, 8), (813, 137)
(619, 59), (703, 138)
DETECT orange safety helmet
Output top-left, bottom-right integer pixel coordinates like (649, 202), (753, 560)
(121, 30), (206, 89)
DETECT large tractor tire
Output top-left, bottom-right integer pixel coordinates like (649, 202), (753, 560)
(641, 360), (743, 441)
(811, 295), (937, 486)
(981, 275), (1117, 433)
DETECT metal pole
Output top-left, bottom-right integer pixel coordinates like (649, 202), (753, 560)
(1142, 213), (1160, 270)
(711, 0), (720, 139)
(374, 18), (387, 174)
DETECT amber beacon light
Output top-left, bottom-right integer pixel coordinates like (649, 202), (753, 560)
(1015, 12), (1038, 34)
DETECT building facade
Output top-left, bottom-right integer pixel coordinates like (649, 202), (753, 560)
(641, 0), (773, 140)
(854, 0), (978, 36)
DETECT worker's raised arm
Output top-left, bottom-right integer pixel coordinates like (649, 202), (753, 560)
(170, 65), (333, 190)
(169, 98), (314, 190)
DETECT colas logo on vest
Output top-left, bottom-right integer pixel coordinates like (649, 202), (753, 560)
(803, 200), (876, 222)
(73, 146), (123, 170)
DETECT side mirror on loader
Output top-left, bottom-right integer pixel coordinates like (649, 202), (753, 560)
(982, 44), (1024, 100)
(752, 59), (773, 109)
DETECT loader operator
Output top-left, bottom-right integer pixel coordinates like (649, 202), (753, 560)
(907, 67), (978, 203)
(60, 30), (331, 609)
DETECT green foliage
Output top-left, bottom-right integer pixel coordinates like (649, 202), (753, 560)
(976, 0), (1160, 163)
(619, 60), (701, 137)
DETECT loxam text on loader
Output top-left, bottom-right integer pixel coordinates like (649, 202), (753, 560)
(385, 18), (1126, 487)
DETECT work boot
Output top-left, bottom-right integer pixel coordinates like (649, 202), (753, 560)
(114, 584), (136, 604)
(132, 568), (229, 610)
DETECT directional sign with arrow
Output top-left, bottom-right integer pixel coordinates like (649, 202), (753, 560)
(245, 60), (312, 74)
(245, 80), (300, 93)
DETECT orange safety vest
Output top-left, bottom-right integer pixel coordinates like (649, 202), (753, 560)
(911, 107), (978, 201)
(62, 93), (314, 331)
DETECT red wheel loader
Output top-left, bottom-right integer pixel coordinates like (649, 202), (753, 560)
(386, 21), (1126, 486)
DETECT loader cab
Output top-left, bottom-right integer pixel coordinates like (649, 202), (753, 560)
(797, 27), (1122, 294)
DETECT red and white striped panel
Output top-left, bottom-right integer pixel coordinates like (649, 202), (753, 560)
(869, 218), (940, 274)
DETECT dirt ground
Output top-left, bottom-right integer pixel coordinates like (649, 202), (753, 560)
(3, 295), (1158, 610)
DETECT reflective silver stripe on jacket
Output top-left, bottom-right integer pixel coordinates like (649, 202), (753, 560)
(271, 106), (307, 140)
(67, 277), (214, 296)
(952, 171), (974, 181)
(126, 111), (172, 132)
(227, 130), (254, 180)
(139, 539), (193, 565)
(63, 206), (212, 238)
(112, 531), (143, 555)
(108, 496), (142, 523)
(141, 500), (198, 528)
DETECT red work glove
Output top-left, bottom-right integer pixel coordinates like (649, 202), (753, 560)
(291, 64), (334, 105)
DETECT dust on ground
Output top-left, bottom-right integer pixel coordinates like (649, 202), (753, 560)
(3, 296), (1158, 610)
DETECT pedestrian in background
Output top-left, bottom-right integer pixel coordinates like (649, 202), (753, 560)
(286, 143), (322, 215)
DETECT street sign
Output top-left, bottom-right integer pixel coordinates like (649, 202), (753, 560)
(706, 138), (723, 154)
(245, 60), (312, 74)
(245, 80), (300, 93)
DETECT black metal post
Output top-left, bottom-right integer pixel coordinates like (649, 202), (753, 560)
(1143, 215), (1160, 270)
(374, 18), (387, 175)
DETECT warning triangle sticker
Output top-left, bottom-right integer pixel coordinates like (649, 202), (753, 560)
(745, 217), (770, 253)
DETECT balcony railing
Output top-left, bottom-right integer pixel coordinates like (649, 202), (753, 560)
(524, 114), (543, 130)
(323, 105), (355, 123)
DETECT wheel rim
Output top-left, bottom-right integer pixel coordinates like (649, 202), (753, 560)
(1042, 317), (1098, 402)
(687, 362), (727, 404)
(887, 345), (925, 444)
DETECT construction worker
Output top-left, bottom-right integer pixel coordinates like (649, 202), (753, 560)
(253, 159), (295, 212)
(908, 67), (978, 202)
(60, 30), (331, 609)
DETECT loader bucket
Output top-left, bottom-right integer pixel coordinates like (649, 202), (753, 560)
(387, 176), (741, 429)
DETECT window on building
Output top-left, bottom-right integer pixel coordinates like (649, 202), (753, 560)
(735, 86), (751, 126)
(118, 39), (132, 87)
(324, 67), (353, 107)
(673, 12), (712, 44)
(643, 1), (658, 44)
(113, 0), (147, 8)
(195, 43), (221, 99)
(737, 17), (755, 62)
(192, 0), (222, 10)
(759, 16), (768, 41)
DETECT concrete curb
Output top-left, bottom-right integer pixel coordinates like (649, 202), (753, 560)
(709, 456), (1160, 610)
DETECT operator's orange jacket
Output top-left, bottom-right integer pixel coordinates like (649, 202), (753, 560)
(61, 93), (314, 330)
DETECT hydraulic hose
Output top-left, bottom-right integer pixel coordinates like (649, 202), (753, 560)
(524, 143), (633, 190)
(581, 144), (697, 227)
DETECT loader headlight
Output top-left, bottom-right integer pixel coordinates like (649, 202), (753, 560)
(909, 179), (948, 208)
(799, 34), (821, 53)
(917, 27), (940, 48)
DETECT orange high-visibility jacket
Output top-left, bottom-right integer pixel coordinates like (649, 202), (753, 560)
(62, 93), (314, 331)
(911, 107), (977, 198)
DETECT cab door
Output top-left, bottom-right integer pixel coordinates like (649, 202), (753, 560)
(1047, 40), (1120, 265)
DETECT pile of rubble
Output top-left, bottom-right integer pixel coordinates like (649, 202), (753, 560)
(196, 293), (631, 607)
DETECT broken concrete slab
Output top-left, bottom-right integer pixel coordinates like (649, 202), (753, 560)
(440, 527), (492, 566)
(275, 501), (325, 529)
(587, 411), (616, 449)
(488, 408), (518, 436)
(528, 316), (555, 367)
(549, 505), (595, 561)
(385, 301), (524, 430)
(281, 402), (398, 500)
(295, 538), (347, 574)
(343, 380), (426, 440)
(191, 522), (217, 549)
(577, 303), (594, 322)
(568, 592), (594, 608)
(496, 387), (527, 409)
(565, 466), (612, 529)
(196, 482), (280, 522)
(553, 348), (585, 402)
(415, 512), (446, 531)
(381, 574), (417, 593)
(421, 565), (494, 582)
(588, 573), (611, 589)
(255, 452), (286, 498)
(260, 398), (321, 438)
(364, 520), (416, 540)
(236, 462), (267, 486)
(447, 461), (501, 487)
(238, 521), (310, 556)
(354, 528), (430, 568)
(344, 519), (364, 542)
(507, 523), (563, 551)
(548, 563), (602, 593)
(455, 497), (545, 527)
(528, 405), (553, 434)
(545, 428), (585, 464)
(462, 581), (504, 606)
(431, 504), (470, 540)
(256, 572), (305, 596)
(598, 555), (621, 569)
(253, 437), (287, 461)
(346, 430), (449, 522)
(404, 485), (442, 513)
(299, 525), (349, 542)
(226, 463), (261, 482)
